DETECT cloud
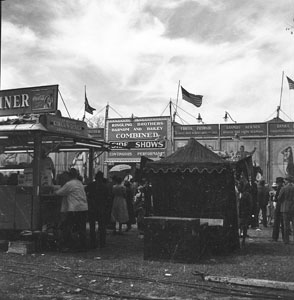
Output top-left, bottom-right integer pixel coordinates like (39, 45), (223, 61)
(1, 0), (294, 123)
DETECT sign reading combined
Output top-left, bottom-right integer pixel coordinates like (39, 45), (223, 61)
(0, 85), (58, 116)
(106, 117), (170, 161)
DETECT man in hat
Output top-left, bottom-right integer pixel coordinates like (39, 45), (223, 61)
(277, 175), (294, 244)
(272, 177), (284, 241)
(85, 171), (109, 248)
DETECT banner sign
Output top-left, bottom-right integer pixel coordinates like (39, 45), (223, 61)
(110, 140), (166, 149)
(220, 123), (267, 137)
(88, 128), (104, 140)
(106, 116), (170, 161)
(40, 114), (88, 137)
(174, 124), (219, 137)
(0, 85), (58, 116)
(268, 122), (294, 136)
(107, 149), (166, 160)
(107, 117), (168, 141)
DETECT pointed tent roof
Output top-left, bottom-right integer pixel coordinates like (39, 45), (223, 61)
(144, 138), (230, 174)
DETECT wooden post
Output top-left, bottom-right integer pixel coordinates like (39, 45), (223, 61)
(32, 133), (42, 230)
(88, 148), (94, 182)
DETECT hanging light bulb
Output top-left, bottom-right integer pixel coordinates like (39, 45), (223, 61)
(196, 113), (202, 123)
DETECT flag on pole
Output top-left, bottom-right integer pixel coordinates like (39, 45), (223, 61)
(286, 76), (294, 90)
(85, 91), (96, 114)
(181, 86), (203, 107)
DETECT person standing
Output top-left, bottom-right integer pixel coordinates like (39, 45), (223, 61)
(250, 180), (259, 229)
(278, 175), (294, 244)
(236, 145), (256, 160)
(124, 181), (136, 231)
(257, 180), (269, 227)
(111, 176), (129, 234)
(54, 168), (88, 252)
(272, 177), (284, 241)
(85, 171), (109, 249)
(238, 182), (253, 246)
(134, 185), (146, 236)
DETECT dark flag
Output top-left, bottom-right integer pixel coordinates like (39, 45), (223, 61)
(286, 76), (294, 90)
(85, 92), (96, 114)
(181, 86), (203, 107)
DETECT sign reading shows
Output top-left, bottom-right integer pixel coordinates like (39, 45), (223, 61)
(0, 85), (58, 116)
(110, 140), (165, 149)
(106, 117), (171, 161)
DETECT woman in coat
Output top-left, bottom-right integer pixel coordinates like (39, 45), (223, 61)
(111, 176), (129, 234)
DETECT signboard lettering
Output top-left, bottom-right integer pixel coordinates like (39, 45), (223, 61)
(40, 114), (88, 137)
(106, 117), (170, 161)
(174, 124), (219, 137)
(220, 123), (267, 136)
(269, 122), (294, 135)
(110, 140), (165, 149)
(88, 128), (104, 140)
(0, 85), (58, 116)
(108, 119), (167, 141)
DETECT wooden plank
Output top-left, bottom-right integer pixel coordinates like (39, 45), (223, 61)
(145, 216), (199, 222)
(204, 275), (294, 291)
(200, 218), (223, 226)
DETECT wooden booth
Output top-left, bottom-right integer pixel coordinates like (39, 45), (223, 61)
(0, 85), (111, 238)
(143, 138), (240, 263)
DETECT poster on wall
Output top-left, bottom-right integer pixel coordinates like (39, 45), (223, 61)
(270, 139), (294, 183)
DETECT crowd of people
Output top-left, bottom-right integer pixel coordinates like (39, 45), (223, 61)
(53, 168), (152, 252)
(237, 174), (294, 246)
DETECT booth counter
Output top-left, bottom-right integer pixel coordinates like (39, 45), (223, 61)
(0, 184), (63, 231)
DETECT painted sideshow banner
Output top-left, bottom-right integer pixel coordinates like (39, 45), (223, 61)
(269, 138), (294, 184)
(220, 139), (266, 179)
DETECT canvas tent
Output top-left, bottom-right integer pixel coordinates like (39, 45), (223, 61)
(144, 138), (240, 256)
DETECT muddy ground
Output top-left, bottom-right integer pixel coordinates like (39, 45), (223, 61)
(0, 224), (294, 300)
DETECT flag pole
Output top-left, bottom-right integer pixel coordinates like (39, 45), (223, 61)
(105, 102), (109, 127)
(169, 98), (175, 152)
(83, 85), (86, 121)
(277, 71), (284, 119)
(173, 80), (180, 122)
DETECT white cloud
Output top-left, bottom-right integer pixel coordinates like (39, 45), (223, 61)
(1, 0), (294, 123)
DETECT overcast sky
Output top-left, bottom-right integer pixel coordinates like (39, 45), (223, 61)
(2, 0), (294, 124)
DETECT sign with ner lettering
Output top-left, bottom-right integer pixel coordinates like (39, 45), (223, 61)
(0, 85), (58, 116)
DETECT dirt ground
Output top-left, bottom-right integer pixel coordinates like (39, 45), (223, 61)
(0, 224), (294, 300)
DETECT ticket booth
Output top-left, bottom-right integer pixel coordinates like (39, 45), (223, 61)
(0, 85), (111, 234)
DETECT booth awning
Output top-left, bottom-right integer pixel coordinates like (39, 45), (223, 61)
(144, 138), (231, 174)
(0, 116), (112, 153)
